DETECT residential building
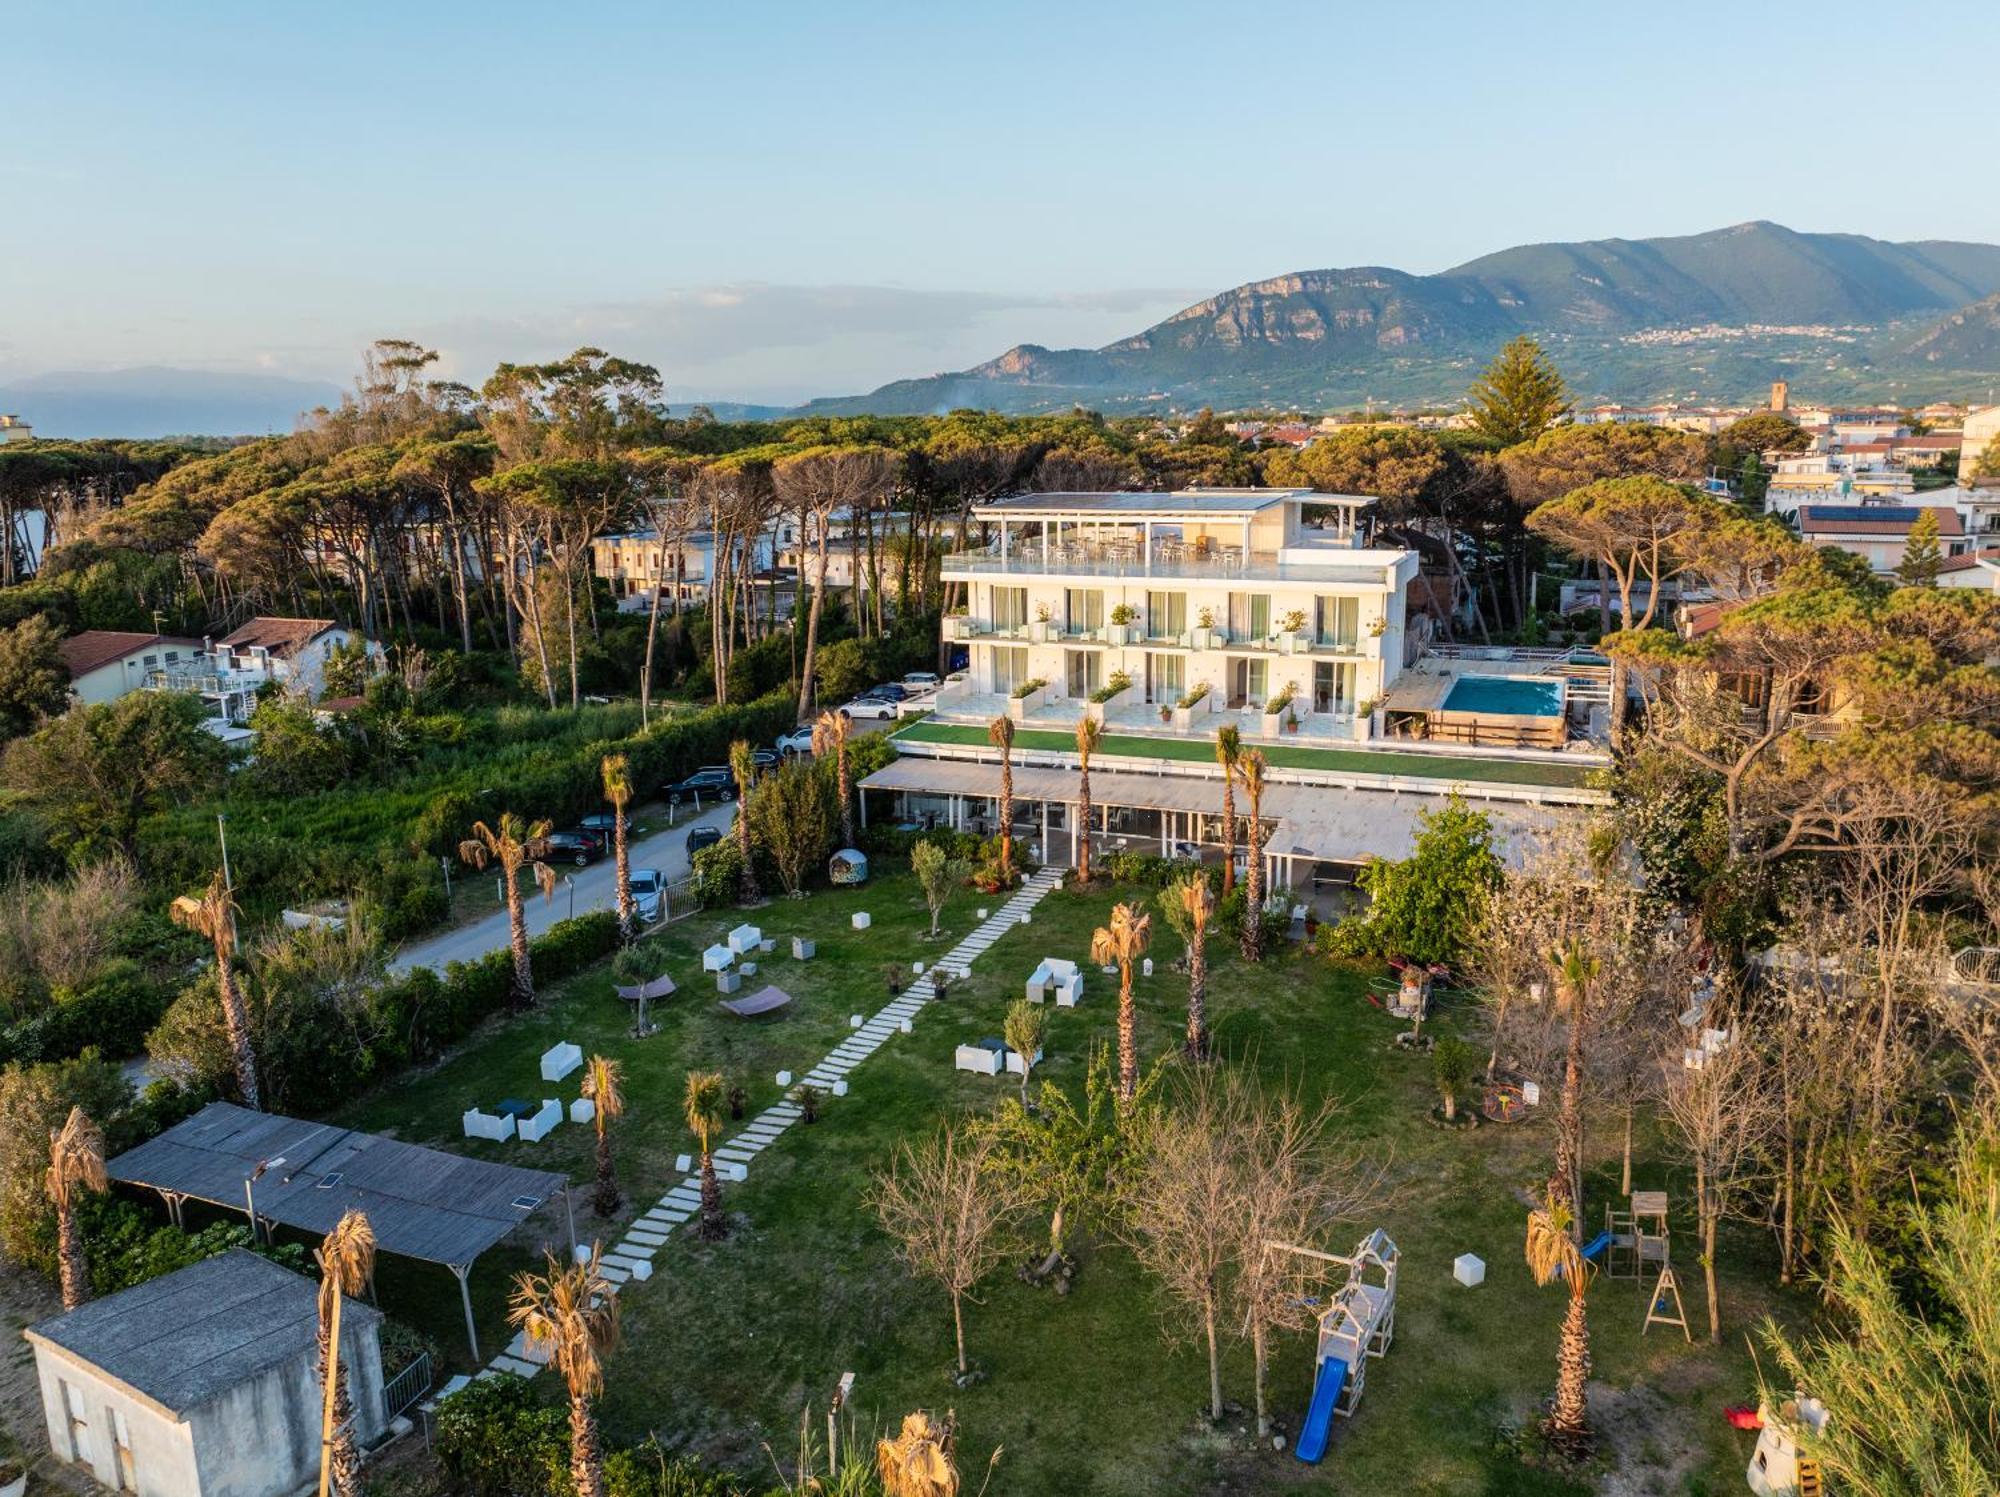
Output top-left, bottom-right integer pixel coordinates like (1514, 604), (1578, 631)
(1796, 503), (1965, 574)
(872, 488), (1609, 889)
(144, 618), (376, 723)
(23, 1249), (386, 1497)
(1963, 405), (2000, 481)
(0, 414), (32, 443)
(1937, 549), (2000, 591)
(592, 527), (778, 609)
(57, 631), (205, 707)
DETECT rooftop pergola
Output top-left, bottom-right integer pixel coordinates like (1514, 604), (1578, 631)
(108, 1102), (571, 1359)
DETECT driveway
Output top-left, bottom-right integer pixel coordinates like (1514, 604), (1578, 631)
(391, 800), (739, 974)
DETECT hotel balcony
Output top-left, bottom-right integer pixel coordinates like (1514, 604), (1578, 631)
(940, 543), (1392, 589)
(945, 615), (1378, 658)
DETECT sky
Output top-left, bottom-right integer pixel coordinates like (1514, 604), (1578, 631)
(6, 0), (2000, 408)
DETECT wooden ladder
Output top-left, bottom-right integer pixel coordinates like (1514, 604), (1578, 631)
(1796, 1457), (1824, 1497)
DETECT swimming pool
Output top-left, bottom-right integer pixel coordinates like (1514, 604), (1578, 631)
(1440, 675), (1565, 717)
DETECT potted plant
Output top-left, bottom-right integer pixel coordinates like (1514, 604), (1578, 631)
(1275, 608), (1309, 654)
(1172, 681), (1210, 730)
(797, 1083), (821, 1124)
(1367, 614), (1388, 638)
(1284, 709), (1301, 734)
(1260, 684), (1295, 737)
(728, 1083), (747, 1121)
(1158, 704), (1172, 723)
(1190, 605), (1219, 650)
(1086, 669), (1132, 724)
(1352, 693), (1384, 742)
(1107, 603), (1139, 646)
(1431, 1036), (1480, 1126)
(1008, 677), (1049, 721)
(1031, 601), (1058, 642)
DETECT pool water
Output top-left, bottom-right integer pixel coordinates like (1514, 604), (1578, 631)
(1440, 675), (1565, 717)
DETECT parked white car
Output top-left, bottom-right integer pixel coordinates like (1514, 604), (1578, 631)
(839, 696), (899, 721)
(776, 724), (817, 755)
(630, 867), (668, 922)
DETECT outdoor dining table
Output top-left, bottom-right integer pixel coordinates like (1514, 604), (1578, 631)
(495, 1098), (537, 1120)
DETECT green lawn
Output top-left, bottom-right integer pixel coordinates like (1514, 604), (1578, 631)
(334, 868), (1797, 1495)
(890, 719), (1601, 792)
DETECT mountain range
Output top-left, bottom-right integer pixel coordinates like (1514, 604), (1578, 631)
(799, 222), (2000, 416)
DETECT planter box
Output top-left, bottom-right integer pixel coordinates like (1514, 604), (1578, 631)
(1171, 694), (1211, 730)
(1029, 620), (1059, 642)
(1260, 711), (1286, 737)
(1189, 626), (1219, 650)
(1106, 623), (1135, 646)
(944, 616), (974, 641)
(1007, 684), (1048, 721)
(1276, 632), (1308, 655)
(1084, 683), (1137, 724)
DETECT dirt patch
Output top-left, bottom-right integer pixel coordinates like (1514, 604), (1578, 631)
(1589, 1379), (1710, 1497)
(0, 1264), (95, 1497)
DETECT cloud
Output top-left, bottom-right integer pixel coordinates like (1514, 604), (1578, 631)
(414, 282), (1204, 405)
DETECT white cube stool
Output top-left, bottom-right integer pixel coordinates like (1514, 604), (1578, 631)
(912, 961), (925, 974)
(675, 1153), (692, 1173)
(1453, 1253), (1486, 1288)
(628, 1259), (653, 1282)
(899, 1018), (914, 1034)
(775, 1070), (792, 1088)
(1142, 958), (1154, 977)
(831, 1079), (849, 1097)
(1521, 1081), (1541, 1106)
(976, 907), (989, 920)
(849, 1013), (865, 1028)
(574, 1244), (593, 1265)
(1019, 912), (1031, 925)
(852, 912), (871, 930)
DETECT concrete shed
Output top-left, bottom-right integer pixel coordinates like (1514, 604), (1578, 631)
(22, 1249), (386, 1497)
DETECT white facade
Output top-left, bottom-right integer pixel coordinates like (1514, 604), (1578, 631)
(61, 635), (205, 708)
(592, 527), (776, 605)
(942, 489), (1417, 739)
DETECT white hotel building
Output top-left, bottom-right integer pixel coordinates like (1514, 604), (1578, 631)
(863, 489), (1611, 892)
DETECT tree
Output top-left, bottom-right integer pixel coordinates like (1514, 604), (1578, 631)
(684, 1070), (727, 1241)
(1330, 797), (1503, 967)
(1658, 1020), (1776, 1343)
(45, 1106), (106, 1310)
(774, 444), (903, 717)
(1074, 716), (1103, 884)
(911, 840), (967, 939)
(457, 815), (556, 1006)
(1090, 902), (1152, 1104)
(1759, 1117), (2000, 1492)
(728, 740), (761, 904)
(1499, 422), (1711, 509)
(1896, 507), (1944, 587)
(170, 871), (261, 1109)
(1716, 411), (1810, 459)
(1526, 477), (1732, 630)
(1431, 1036), (1478, 1122)
(508, 1249), (621, 1497)
(1003, 999), (1047, 1109)
(1524, 1188), (1593, 1453)
(746, 757), (833, 898)
(3, 691), (229, 866)
(315, 1209), (376, 1497)
(987, 716), (1015, 882)
(1235, 749), (1269, 963)
(0, 614), (70, 740)
(1213, 725), (1241, 895)
(1466, 336), (1571, 448)
(601, 755), (635, 944)
(582, 1055), (625, 1218)
(1170, 874), (1215, 1060)
(869, 1125), (1020, 1378)
(812, 708), (856, 848)
(0, 1054), (129, 1272)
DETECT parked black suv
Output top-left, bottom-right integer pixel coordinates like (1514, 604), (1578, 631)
(541, 830), (606, 866)
(686, 824), (725, 858)
(664, 766), (737, 801)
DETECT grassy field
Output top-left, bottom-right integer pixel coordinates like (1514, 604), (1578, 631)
(889, 719), (1600, 791)
(333, 867), (1799, 1496)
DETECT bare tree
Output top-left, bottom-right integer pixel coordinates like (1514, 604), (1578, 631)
(869, 1126), (1022, 1378)
(775, 446), (902, 720)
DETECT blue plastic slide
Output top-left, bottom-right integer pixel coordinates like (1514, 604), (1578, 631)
(1580, 1230), (1614, 1262)
(1294, 1356), (1349, 1464)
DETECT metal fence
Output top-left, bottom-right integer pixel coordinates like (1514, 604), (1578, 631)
(383, 1352), (434, 1421)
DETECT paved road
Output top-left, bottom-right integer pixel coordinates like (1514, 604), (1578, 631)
(391, 800), (739, 974)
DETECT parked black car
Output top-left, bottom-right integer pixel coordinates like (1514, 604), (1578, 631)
(686, 824), (724, 857)
(665, 766), (737, 801)
(542, 830), (606, 866)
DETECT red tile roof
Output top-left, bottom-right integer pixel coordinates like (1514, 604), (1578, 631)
(1937, 549), (2000, 574)
(56, 630), (202, 679)
(217, 617), (338, 658)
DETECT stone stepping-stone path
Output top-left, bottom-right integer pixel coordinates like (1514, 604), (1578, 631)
(477, 866), (1065, 1380)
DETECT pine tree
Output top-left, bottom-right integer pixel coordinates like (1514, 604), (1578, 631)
(1465, 335), (1572, 448)
(1897, 509), (1944, 587)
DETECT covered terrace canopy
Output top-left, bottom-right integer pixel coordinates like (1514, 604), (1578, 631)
(107, 1101), (571, 1359)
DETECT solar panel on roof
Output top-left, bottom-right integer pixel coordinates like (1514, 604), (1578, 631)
(1804, 505), (1923, 522)
(510, 1194), (541, 1210)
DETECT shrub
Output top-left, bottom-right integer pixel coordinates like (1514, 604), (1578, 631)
(690, 838), (745, 909)
(1324, 798), (1502, 968)
(433, 1374), (568, 1497)
(358, 857), (450, 941)
(1103, 851), (1206, 888)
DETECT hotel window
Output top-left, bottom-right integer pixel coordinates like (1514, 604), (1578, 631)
(991, 586), (1028, 633)
(1227, 592), (1271, 642)
(1316, 596), (1360, 648)
(1147, 651), (1185, 704)
(1145, 591), (1186, 639)
(990, 646), (1030, 694)
(1064, 588), (1103, 635)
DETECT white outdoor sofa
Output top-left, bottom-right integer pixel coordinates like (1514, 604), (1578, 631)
(462, 1108), (515, 1142)
(727, 924), (763, 957)
(540, 1041), (582, 1083)
(953, 1039), (1007, 1076)
(1026, 958), (1083, 1007)
(1005, 1046), (1044, 1075)
(702, 943), (736, 973)
(516, 1098), (563, 1143)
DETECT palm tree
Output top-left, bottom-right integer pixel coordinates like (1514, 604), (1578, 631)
(1004, 998), (1047, 1108)
(1174, 876), (1215, 1060)
(601, 754), (635, 945)
(813, 709), (855, 848)
(1551, 940), (1601, 1233)
(876, 1411), (960, 1497)
(1090, 902), (1153, 1103)
(583, 1055), (626, 1217)
(1074, 717), (1103, 883)
(1214, 725), (1241, 895)
(509, 1250), (621, 1497)
(45, 1107), (106, 1310)
(315, 1209), (376, 1497)
(1236, 749), (1268, 963)
(987, 716), (1015, 883)
(171, 871), (260, 1108)
(728, 739), (761, 904)
(457, 814), (556, 1006)
(684, 1070), (728, 1240)
(1524, 1188), (1593, 1452)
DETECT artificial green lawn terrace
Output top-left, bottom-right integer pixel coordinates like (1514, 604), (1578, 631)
(889, 718), (1600, 791)
(325, 867), (1797, 1496)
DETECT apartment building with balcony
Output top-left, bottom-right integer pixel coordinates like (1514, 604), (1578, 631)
(863, 489), (1609, 893)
